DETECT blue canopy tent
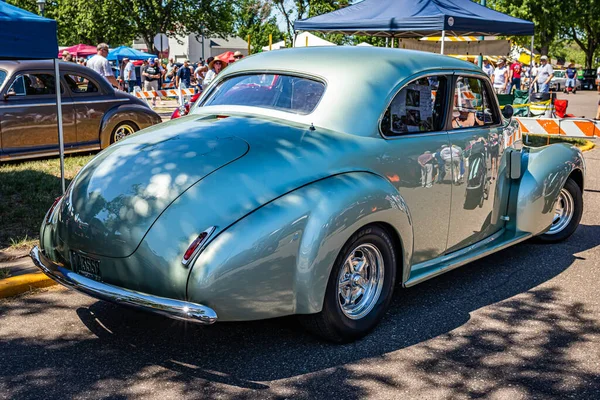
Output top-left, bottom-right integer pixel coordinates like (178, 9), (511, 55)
(0, 1), (58, 59)
(107, 46), (155, 62)
(0, 2), (66, 192)
(294, 0), (534, 55)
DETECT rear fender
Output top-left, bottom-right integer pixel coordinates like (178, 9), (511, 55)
(186, 172), (413, 321)
(510, 143), (584, 235)
(100, 104), (161, 148)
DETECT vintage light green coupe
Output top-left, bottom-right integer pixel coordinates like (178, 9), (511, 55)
(32, 47), (585, 342)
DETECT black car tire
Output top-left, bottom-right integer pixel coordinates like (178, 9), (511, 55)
(110, 122), (138, 144)
(536, 177), (583, 243)
(299, 225), (397, 343)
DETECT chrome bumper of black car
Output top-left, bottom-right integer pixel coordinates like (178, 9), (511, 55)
(30, 246), (217, 325)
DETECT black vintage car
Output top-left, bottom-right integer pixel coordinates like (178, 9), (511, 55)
(579, 68), (597, 90)
(0, 60), (162, 161)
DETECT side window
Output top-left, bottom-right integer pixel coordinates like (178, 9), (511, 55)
(381, 76), (448, 136)
(451, 77), (500, 130)
(8, 73), (56, 96)
(64, 74), (99, 94)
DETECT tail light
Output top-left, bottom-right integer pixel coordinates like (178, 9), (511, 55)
(171, 108), (181, 119)
(190, 93), (201, 103)
(182, 226), (216, 266)
(45, 196), (63, 223)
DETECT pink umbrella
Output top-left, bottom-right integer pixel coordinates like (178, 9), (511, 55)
(58, 44), (97, 58)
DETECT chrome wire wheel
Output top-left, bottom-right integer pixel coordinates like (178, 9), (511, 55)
(113, 123), (135, 142)
(337, 243), (385, 320)
(548, 188), (575, 235)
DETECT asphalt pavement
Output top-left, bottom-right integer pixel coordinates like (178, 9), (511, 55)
(1, 146), (600, 400)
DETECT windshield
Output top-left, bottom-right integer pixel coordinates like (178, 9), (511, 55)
(0, 70), (6, 89)
(201, 74), (325, 115)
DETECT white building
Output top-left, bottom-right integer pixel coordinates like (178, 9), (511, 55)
(133, 35), (249, 62)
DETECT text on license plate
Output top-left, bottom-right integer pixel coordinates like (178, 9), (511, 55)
(70, 251), (102, 281)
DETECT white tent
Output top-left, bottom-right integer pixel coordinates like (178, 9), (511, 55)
(356, 42), (373, 46)
(262, 40), (287, 51)
(262, 32), (336, 51)
(294, 32), (336, 47)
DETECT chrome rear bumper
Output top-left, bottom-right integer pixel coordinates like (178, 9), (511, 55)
(30, 246), (217, 325)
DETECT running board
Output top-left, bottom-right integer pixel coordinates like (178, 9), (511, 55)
(404, 230), (532, 287)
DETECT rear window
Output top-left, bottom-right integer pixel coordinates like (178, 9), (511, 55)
(201, 74), (325, 115)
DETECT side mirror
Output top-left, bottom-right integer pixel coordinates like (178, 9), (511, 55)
(3, 90), (16, 100)
(502, 104), (514, 119)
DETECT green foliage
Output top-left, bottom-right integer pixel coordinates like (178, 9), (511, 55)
(6, 0), (235, 53)
(561, 1), (600, 68)
(234, 0), (284, 53)
(491, 0), (561, 56)
(7, 0), (134, 46)
(270, 0), (349, 44)
(116, 0), (235, 54)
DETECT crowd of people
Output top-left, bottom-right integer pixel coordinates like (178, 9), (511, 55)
(480, 55), (559, 95)
(61, 43), (247, 107)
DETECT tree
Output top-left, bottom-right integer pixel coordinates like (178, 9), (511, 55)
(491, 0), (563, 56)
(234, 0), (284, 53)
(562, 2), (600, 69)
(115, 0), (235, 55)
(269, 0), (349, 44)
(6, 0), (134, 46)
(6, 0), (235, 53)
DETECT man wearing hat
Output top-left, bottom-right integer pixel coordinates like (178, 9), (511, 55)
(532, 55), (553, 93)
(491, 58), (509, 94)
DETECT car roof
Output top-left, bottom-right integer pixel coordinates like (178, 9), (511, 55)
(0, 59), (113, 93)
(208, 47), (485, 137)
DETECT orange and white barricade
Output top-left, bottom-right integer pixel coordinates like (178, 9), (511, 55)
(134, 88), (194, 99)
(516, 117), (600, 138)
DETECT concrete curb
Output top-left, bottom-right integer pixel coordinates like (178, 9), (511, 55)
(0, 272), (56, 299)
(580, 140), (596, 152)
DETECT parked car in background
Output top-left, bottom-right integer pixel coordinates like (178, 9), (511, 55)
(579, 68), (597, 90)
(0, 60), (161, 161)
(33, 47), (585, 342)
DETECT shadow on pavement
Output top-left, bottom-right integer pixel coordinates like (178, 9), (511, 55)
(1, 225), (600, 398)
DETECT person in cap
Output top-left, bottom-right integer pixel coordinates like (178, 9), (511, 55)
(492, 58), (509, 94)
(142, 57), (161, 107)
(482, 58), (494, 78)
(61, 50), (70, 61)
(87, 43), (119, 87)
(204, 56), (228, 86)
(122, 57), (137, 93)
(532, 55), (553, 93)
(232, 51), (244, 62)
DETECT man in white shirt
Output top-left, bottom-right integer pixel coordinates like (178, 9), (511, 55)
(86, 43), (118, 87)
(532, 55), (553, 93)
(122, 58), (136, 93)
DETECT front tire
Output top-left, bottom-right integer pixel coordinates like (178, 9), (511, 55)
(110, 122), (138, 144)
(299, 225), (397, 342)
(537, 177), (583, 243)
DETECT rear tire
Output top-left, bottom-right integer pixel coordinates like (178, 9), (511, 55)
(299, 225), (397, 343)
(110, 122), (138, 144)
(536, 177), (583, 243)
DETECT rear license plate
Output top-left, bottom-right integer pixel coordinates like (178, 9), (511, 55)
(70, 251), (102, 281)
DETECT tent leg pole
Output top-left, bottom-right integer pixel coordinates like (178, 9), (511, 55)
(440, 30), (445, 55)
(54, 58), (65, 194)
(292, 31), (297, 48)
